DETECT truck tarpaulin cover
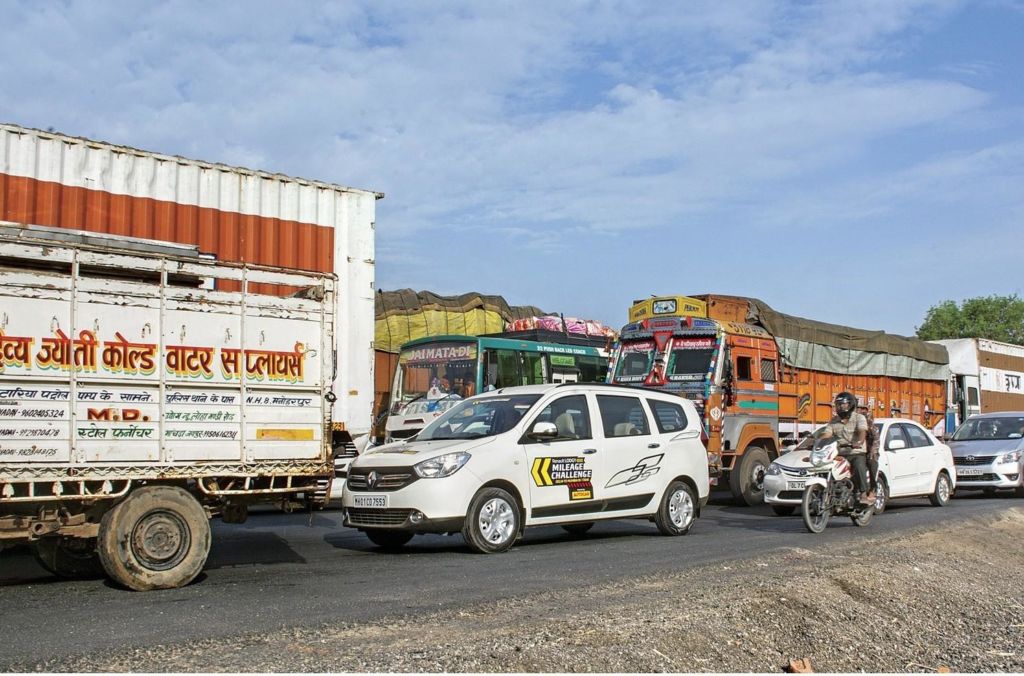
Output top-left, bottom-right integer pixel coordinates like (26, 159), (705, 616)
(375, 290), (544, 353)
(742, 297), (950, 381)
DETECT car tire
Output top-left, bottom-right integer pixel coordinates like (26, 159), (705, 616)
(873, 476), (889, 515)
(462, 487), (520, 554)
(97, 486), (211, 591)
(364, 529), (414, 550)
(655, 481), (697, 536)
(929, 472), (952, 507)
(33, 536), (104, 579)
(771, 505), (796, 517)
(730, 447), (771, 507)
(561, 522), (594, 536)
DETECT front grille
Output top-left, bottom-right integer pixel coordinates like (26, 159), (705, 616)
(347, 508), (412, 527)
(778, 490), (804, 500)
(955, 455), (996, 466)
(956, 473), (1000, 482)
(347, 469), (417, 492)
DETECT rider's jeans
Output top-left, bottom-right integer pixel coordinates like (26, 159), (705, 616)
(842, 453), (870, 494)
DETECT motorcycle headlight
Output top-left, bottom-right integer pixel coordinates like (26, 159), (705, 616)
(414, 452), (471, 479)
(766, 464), (782, 476)
(997, 450), (1022, 464)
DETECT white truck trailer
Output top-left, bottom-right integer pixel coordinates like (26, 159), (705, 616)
(0, 223), (336, 590)
(933, 338), (1024, 433)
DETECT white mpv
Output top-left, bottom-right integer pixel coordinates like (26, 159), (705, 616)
(342, 384), (710, 553)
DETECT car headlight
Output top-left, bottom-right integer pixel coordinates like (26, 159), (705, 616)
(414, 452), (471, 478)
(997, 450), (1022, 464)
(766, 464), (782, 476)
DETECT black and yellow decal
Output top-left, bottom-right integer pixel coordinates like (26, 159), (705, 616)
(531, 456), (594, 501)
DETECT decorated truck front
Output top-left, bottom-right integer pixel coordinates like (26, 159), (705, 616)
(610, 295), (950, 506)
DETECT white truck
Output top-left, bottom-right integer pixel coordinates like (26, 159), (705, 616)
(932, 338), (1024, 434)
(0, 223), (336, 590)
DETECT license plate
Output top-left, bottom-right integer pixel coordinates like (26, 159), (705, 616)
(353, 494), (388, 508)
(787, 480), (806, 490)
(957, 468), (984, 477)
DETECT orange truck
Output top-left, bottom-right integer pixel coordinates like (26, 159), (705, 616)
(609, 295), (949, 505)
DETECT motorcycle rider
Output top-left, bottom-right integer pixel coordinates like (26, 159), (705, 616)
(858, 403), (880, 501)
(817, 392), (871, 505)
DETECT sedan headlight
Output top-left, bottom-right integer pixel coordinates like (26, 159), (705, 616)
(414, 451), (471, 478)
(766, 464), (782, 476)
(997, 450), (1022, 464)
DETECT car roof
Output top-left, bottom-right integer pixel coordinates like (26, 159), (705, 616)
(965, 412), (1024, 419)
(485, 383), (685, 400)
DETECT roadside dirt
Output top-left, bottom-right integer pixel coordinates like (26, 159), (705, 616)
(16, 507), (1024, 673)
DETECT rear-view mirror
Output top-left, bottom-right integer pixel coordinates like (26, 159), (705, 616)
(888, 439), (906, 451)
(528, 421), (559, 441)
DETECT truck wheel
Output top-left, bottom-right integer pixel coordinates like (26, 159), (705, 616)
(33, 536), (104, 579)
(98, 486), (211, 591)
(730, 447), (770, 506)
(655, 481), (697, 535)
(462, 487), (520, 554)
(364, 529), (413, 550)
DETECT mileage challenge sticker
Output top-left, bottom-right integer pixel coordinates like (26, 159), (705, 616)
(530, 456), (594, 501)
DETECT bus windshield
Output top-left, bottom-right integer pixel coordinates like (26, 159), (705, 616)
(666, 337), (715, 382)
(395, 341), (478, 413)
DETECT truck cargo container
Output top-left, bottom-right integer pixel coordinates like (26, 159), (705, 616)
(0, 223), (336, 590)
(0, 123), (379, 449)
(609, 295), (950, 505)
(932, 338), (1024, 433)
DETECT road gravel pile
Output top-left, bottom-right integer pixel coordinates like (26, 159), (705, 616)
(18, 507), (1024, 673)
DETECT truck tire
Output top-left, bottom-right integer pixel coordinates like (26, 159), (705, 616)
(98, 486), (211, 591)
(730, 447), (770, 506)
(33, 536), (104, 579)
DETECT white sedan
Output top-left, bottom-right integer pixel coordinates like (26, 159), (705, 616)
(764, 418), (956, 515)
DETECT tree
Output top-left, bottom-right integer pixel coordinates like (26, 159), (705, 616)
(916, 294), (1024, 346)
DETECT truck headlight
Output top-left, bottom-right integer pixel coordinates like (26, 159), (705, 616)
(414, 452), (471, 478)
(997, 450), (1022, 464)
(766, 464), (782, 476)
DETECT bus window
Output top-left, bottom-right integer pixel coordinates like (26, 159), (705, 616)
(485, 349), (521, 390)
(577, 355), (608, 383)
(521, 352), (546, 386)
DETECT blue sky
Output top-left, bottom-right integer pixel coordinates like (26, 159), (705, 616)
(2, 1), (1022, 336)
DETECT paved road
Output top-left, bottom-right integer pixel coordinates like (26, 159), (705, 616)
(0, 491), (1018, 668)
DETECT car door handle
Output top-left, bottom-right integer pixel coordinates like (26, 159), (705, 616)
(582, 448), (598, 455)
(648, 443), (661, 449)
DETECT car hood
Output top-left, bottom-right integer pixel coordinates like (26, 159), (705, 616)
(772, 449), (814, 473)
(948, 438), (1023, 456)
(352, 437), (497, 467)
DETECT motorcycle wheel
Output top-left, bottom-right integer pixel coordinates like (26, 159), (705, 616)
(801, 484), (830, 534)
(850, 504), (874, 527)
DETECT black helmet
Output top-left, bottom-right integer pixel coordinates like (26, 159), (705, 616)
(834, 391), (857, 418)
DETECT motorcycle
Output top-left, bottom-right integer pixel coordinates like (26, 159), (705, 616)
(801, 441), (874, 533)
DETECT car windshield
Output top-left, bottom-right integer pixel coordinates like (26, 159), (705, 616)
(952, 416), (1024, 441)
(416, 394), (542, 441)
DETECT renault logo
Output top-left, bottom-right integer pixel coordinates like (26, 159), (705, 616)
(367, 471), (378, 488)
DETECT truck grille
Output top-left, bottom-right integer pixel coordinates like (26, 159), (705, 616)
(954, 455), (996, 466)
(347, 469), (416, 491)
(347, 508), (412, 527)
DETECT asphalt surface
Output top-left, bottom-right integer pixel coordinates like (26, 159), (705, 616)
(0, 490), (1018, 669)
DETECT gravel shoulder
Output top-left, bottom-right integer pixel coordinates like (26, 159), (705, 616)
(14, 507), (1024, 673)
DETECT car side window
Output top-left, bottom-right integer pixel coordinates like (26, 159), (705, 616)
(526, 395), (592, 443)
(885, 425), (908, 450)
(647, 398), (688, 433)
(901, 423), (932, 448)
(597, 395), (651, 437)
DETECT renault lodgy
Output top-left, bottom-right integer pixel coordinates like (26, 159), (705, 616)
(342, 383), (710, 553)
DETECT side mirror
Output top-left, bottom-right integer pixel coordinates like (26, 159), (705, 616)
(888, 439), (906, 451)
(528, 421), (559, 441)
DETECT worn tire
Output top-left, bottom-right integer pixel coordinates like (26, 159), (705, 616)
(655, 481), (697, 536)
(462, 487), (520, 554)
(364, 529), (413, 550)
(929, 472), (952, 507)
(98, 486), (211, 591)
(33, 536), (104, 579)
(801, 484), (830, 534)
(561, 522), (594, 536)
(730, 447), (771, 506)
(873, 476), (889, 514)
(771, 504), (796, 517)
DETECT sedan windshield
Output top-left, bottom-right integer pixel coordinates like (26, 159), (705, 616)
(952, 416), (1024, 441)
(417, 394), (542, 441)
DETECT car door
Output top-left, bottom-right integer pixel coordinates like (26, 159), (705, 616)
(594, 393), (664, 512)
(882, 423), (916, 497)
(521, 393), (603, 520)
(901, 422), (937, 493)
